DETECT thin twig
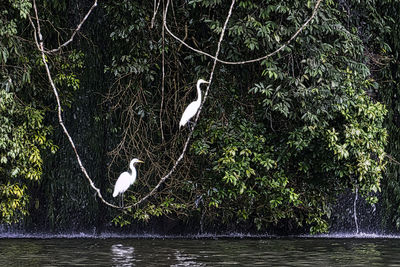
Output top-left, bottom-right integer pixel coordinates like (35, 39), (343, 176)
(164, 0), (322, 65)
(151, 0), (162, 28)
(353, 187), (359, 234)
(46, 0), (98, 53)
(386, 154), (400, 165)
(159, 0), (166, 142)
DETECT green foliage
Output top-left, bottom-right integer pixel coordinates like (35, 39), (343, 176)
(193, 113), (304, 230)
(1, 0), (397, 234)
(192, 69), (386, 233)
(96, 0), (392, 234)
(186, 0), (388, 233)
(377, 1), (400, 231)
(55, 50), (84, 92)
(112, 197), (186, 227)
(0, 182), (28, 224)
(0, 90), (57, 223)
(0, 0), (70, 224)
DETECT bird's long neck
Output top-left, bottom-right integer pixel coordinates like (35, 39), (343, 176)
(196, 81), (202, 103)
(129, 162), (135, 175)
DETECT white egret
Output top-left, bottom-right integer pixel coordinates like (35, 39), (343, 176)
(179, 79), (209, 129)
(113, 158), (144, 207)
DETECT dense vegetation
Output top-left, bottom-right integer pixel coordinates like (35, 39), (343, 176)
(0, 0), (399, 234)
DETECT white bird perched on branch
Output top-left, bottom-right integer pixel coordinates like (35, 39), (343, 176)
(179, 79), (209, 129)
(113, 158), (144, 207)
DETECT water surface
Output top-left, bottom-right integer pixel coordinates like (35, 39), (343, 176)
(1, 236), (400, 266)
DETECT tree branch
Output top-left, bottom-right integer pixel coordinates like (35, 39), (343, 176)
(386, 154), (400, 166)
(151, 0), (162, 29)
(164, 0), (322, 65)
(46, 0), (98, 54)
(30, 0), (119, 209)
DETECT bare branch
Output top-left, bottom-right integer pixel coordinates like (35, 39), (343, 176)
(151, 0), (162, 28)
(386, 154), (400, 166)
(164, 0), (322, 65)
(159, 0), (166, 142)
(30, 0), (120, 209)
(46, 0), (98, 54)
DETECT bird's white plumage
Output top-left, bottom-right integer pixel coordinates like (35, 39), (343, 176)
(113, 158), (143, 198)
(179, 101), (200, 128)
(179, 79), (209, 128)
(112, 170), (136, 197)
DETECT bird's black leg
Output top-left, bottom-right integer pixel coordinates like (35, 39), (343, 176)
(188, 120), (196, 131)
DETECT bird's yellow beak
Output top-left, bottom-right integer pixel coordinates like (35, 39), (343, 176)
(137, 160), (144, 163)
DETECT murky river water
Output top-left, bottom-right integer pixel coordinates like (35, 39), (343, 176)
(1, 235), (400, 266)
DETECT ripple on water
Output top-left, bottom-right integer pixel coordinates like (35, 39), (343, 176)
(1, 236), (400, 266)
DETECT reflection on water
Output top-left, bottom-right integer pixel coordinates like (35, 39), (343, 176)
(0, 237), (400, 266)
(173, 249), (204, 267)
(111, 244), (135, 266)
